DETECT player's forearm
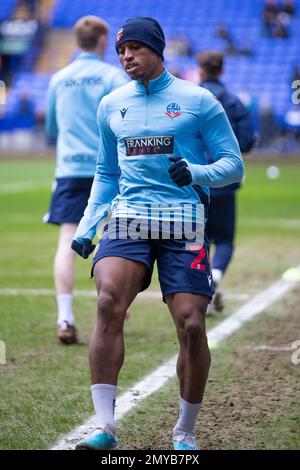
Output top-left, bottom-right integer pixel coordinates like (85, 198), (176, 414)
(188, 153), (244, 188)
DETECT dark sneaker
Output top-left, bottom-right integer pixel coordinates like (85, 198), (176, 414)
(213, 288), (225, 312)
(57, 321), (78, 344)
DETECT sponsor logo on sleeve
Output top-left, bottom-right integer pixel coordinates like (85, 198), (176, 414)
(124, 135), (174, 156)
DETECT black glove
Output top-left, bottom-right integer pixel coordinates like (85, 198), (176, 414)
(168, 156), (192, 187)
(71, 238), (96, 259)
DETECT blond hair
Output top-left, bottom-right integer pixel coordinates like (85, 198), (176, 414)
(74, 16), (108, 51)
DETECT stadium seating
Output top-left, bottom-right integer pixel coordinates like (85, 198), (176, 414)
(0, 0), (16, 21)
(1, 0), (300, 129)
(49, 0), (300, 119)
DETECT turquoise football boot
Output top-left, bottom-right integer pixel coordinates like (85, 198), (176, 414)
(75, 427), (118, 450)
(173, 431), (198, 450)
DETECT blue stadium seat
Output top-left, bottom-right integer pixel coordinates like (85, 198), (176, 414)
(4, 0), (300, 125)
(0, 0), (16, 21)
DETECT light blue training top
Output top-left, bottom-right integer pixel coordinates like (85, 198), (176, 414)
(45, 52), (127, 178)
(75, 69), (244, 241)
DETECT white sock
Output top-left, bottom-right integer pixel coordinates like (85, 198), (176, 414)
(173, 396), (202, 436)
(212, 268), (223, 287)
(91, 383), (117, 432)
(56, 294), (74, 326)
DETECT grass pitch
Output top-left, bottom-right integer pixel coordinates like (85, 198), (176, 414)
(0, 158), (299, 449)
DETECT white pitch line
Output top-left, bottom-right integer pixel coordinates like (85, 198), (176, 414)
(0, 181), (51, 194)
(245, 344), (295, 352)
(206, 277), (298, 346)
(239, 218), (300, 229)
(0, 288), (250, 301)
(50, 266), (300, 450)
(0, 288), (97, 297)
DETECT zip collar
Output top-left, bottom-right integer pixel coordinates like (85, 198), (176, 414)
(135, 69), (174, 94)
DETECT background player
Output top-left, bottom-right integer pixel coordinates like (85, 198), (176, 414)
(198, 50), (255, 313)
(44, 15), (127, 344)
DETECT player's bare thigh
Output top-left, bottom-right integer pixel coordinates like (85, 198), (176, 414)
(93, 256), (148, 308)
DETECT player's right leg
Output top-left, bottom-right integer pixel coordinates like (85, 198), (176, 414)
(76, 256), (148, 450)
(76, 217), (154, 450)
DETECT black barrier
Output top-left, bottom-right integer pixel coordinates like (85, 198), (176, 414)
(0, 450), (297, 468)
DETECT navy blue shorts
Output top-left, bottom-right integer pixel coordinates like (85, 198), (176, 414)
(92, 218), (214, 302)
(44, 177), (93, 225)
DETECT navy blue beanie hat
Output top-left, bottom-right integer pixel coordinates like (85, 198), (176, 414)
(115, 17), (165, 59)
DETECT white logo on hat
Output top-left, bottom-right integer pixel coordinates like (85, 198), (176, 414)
(116, 28), (124, 43)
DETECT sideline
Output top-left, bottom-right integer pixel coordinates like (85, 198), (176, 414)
(0, 181), (51, 194)
(0, 288), (250, 301)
